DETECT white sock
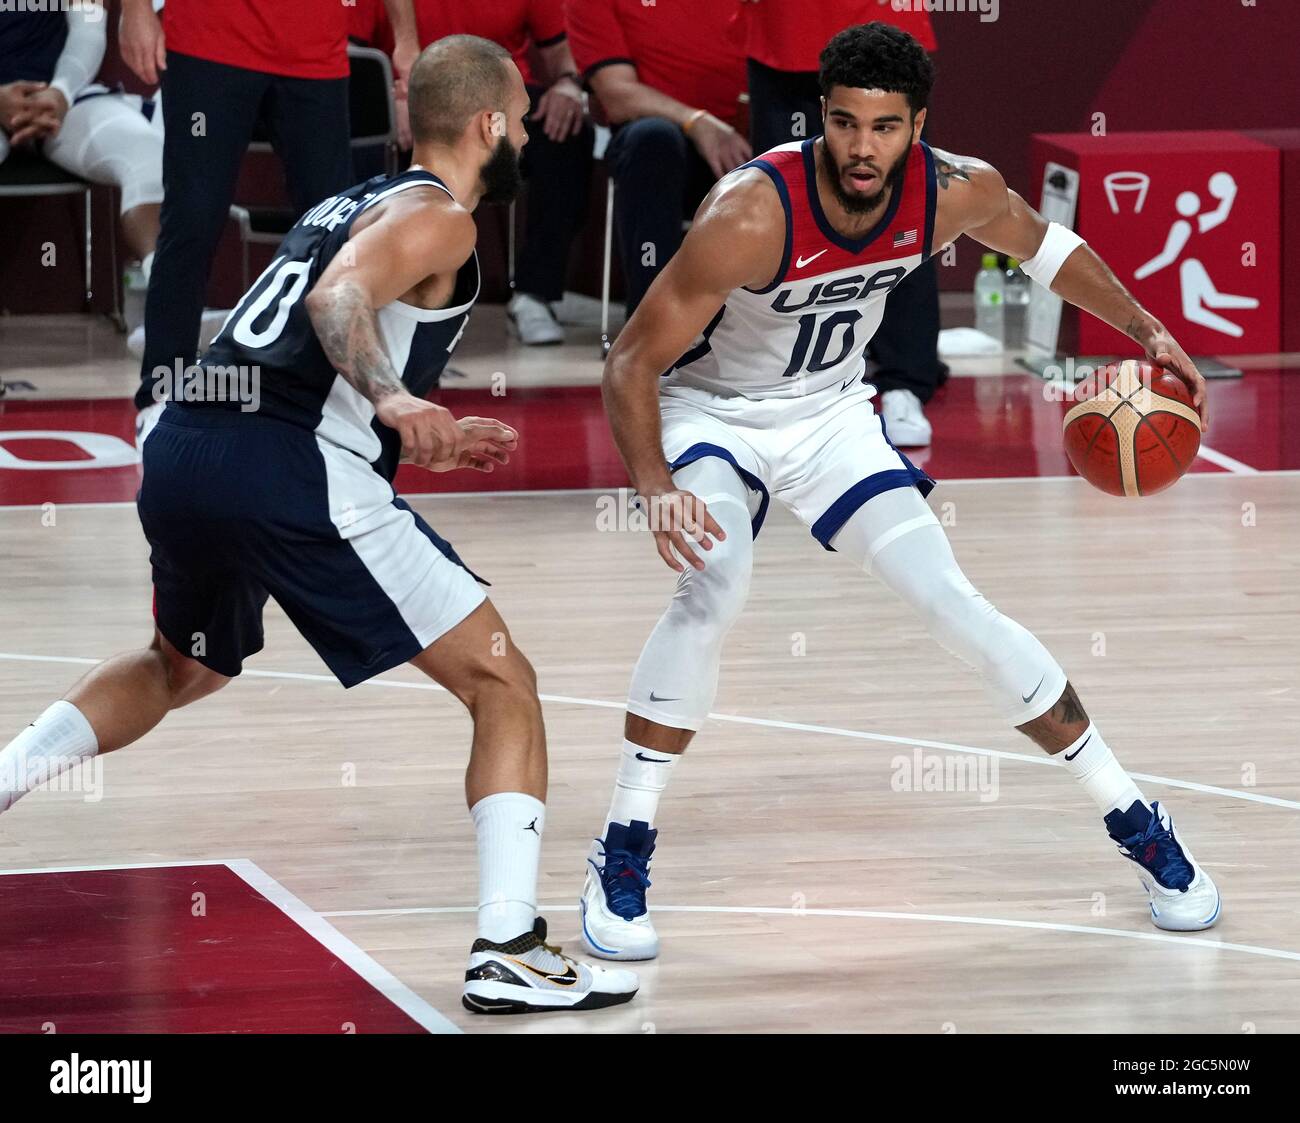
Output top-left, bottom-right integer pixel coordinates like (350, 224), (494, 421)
(141, 251), (154, 282)
(470, 791), (544, 943)
(602, 740), (679, 836)
(1, 700), (99, 814)
(1059, 723), (1146, 816)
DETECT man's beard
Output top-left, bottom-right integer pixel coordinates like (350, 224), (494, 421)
(820, 140), (908, 217)
(480, 136), (523, 204)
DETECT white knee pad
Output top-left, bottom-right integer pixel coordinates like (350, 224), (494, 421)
(626, 457), (758, 732)
(43, 93), (164, 214)
(838, 491), (1066, 725)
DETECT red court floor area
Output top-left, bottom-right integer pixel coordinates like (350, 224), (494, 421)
(0, 863), (433, 1033)
(0, 370), (1296, 506)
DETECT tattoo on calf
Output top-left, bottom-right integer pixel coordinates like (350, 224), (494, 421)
(1016, 681), (1090, 753)
(1051, 682), (1088, 726)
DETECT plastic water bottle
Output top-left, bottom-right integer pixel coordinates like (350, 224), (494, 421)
(974, 252), (1004, 345)
(1003, 257), (1031, 350)
(123, 262), (148, 335)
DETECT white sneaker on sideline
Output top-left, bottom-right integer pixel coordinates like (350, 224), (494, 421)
(507, 292), (564, 345)
(880, 388), (933, 447)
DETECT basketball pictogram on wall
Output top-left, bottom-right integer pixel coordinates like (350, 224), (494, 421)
(1033, 131), (1281, 355)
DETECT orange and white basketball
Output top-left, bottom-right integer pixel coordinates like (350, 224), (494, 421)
(1062, 360), (1201, 497)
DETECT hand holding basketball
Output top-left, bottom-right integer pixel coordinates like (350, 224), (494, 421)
(1141, 326), (1209, 431)
(1063, 359), (1202, 497)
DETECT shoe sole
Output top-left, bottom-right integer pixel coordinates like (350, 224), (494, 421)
(579, 933), (659, 962)
(462, 984), (637, 1015)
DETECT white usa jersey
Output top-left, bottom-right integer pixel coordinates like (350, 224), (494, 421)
(663, 138), (938, 401)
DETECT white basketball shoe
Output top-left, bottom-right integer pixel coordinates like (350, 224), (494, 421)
(1104, 800), (1222, 931)
(462, 917), (638, 1014)
(579, 819), (660, 961)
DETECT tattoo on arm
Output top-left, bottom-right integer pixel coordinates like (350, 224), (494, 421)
(310, 280), (405, 405)
(934, 156), (972, 190)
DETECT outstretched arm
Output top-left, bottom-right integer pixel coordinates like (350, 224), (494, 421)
(931, 147), (1208, 430)
(603, 170), (781, 569)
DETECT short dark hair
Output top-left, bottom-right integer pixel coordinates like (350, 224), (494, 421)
(818, 22), (934, 115)
(408, 34), (513, 146)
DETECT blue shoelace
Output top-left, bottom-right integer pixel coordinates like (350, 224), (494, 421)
(596, 847), (653, 919)
(1120, 803), (1194, 890)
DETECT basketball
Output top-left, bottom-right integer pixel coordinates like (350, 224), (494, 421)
(1062, 360), (1202, 497)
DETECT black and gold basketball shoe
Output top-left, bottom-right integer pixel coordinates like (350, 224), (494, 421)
(462, 917), (639, 1014)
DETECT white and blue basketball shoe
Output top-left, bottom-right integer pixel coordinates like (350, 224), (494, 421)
(579, 820), (660, 961)
(1104, 800), (1221, 931)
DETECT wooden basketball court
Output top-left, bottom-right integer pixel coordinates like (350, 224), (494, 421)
(2, 411), (1297, 1031)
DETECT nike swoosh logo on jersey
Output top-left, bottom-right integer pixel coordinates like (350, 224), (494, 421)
(795, 249), (828, 269)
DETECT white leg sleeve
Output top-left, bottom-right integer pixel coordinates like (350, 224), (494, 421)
(42, 93), (164, 214)
(626, 457), (759, 732)
(832, 487), (1068, 725)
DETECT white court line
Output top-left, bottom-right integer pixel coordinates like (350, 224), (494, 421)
(1, 649), (1296, 811)
(319, 901), (1300, 965)
(1196, 444), (1260, 474)
(2, 469), (1299, 512)
(0, 857), (233, 876)
(225, 858), (459, 1035)
(0, 857), (459, 1034)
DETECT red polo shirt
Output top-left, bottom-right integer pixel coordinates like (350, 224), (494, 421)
(348, 0), (567, 86)
(566, 0), (747, 128)
(164, 0), (349, 80)
(741, 0), (936, 73)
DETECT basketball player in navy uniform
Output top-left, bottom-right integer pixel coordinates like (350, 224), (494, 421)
(0, 36), (636, 1015)
(580, 23), (1220, 962)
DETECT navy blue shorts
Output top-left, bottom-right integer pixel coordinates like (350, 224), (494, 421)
(137, 407), (486, 687)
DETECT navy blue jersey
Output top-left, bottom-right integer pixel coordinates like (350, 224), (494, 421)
(199, 167), (479, 481)
(0, 10), (69, 85)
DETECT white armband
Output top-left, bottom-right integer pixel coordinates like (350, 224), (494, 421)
(1020, 222), (1086, 288)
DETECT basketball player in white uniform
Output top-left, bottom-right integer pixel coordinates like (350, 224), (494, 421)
(0, 37), (636, 1015)
(580, 22), (1220, 961)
